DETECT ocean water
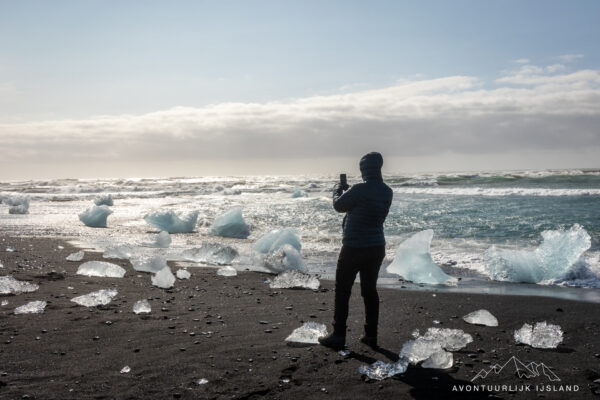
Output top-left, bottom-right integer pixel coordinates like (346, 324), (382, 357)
(1, 169), (599, 302)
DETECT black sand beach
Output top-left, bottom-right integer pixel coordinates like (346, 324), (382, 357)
(1, 234), (599, 399)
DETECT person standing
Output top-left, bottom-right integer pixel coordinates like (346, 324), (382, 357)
(319, 152), (393, 350)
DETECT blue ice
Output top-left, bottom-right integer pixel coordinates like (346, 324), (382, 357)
(253, 228), (301, 254)
(79, 205), (113, 228)
(143, 210), (199, 233)
(210, 207), (250, 239)
(94, 194), (114, 206)
(291, 188), (308, 198)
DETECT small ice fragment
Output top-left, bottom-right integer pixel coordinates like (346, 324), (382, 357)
(513, 321), (563, 349)
(103, 245), (134, 259)
(210, 207), (250, 239)
(291, 188), (308, 198)
(66, 251), (84, 261)
(411, 329), (420, 338)
(1, 300), (8, 306)
(145, 231), (171, 248)
(462, 309), (499, 327)
(196, 378), (209, 385)
(4, 195), (30, 214)
(133, 299), (151, 314)
(14, 300), (47, 314)
(0, 276), (39, 294)
(216, 266), (237, 277)
(286, 322), (328, 344)
(144, 209), (199, 233)
(77, 261), (126, 278)
(71, 289), (118, 307)
(0, 262), (3, 268)
(386, 230), (457, 285)
(433, 320), (440, 324)
(358, 359), (409, 380)
(94, 193), (114, 206)
(57, 245), (64, 249)
(130, 254), (168, 273)
(421, 350), (453, 369)
(262, 244), (307, 273)
(180, 243), (238, 265)
(269, 270), (319, 290)
(338, 350), (351, 357)
(6, 247), (15, 252)
(78, 205), (113, 227)
(120, 366), (130, 374)
(151, 267), (176, 289)
(176, 269), (191, 280)
(253, 228), (301, 253)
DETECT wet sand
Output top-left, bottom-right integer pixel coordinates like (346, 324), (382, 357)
(1, 234), (600, 399)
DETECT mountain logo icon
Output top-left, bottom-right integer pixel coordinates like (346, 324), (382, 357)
(471, 356), (560, 382)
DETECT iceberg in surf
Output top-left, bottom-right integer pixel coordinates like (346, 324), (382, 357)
(514, 321), (563, 349)
(79, 205), (113, 227)
(462, 309), (498, 327)
(262, 244), (307, 273)
(291, 188), (308, 198)
(359, 359), (409, 380)
(71, 289), (118, 307)
(144, 210), (199, 233)
(94, 193), (114, 206)
(14, 300), (47, 314)
(77, 261), (126, 278)
(0, 276), (39, 294)
(180, 243), (238, 265)
(253, 228), (301, 254)
(144, 231), (171, 248)
(151, 267), (176, 289)
(130, 254), (168, 273)
(386, 230), (457, 285)
(3, 195), (30, 214)
(210, 207), (250, 238)
(286, 322), (328, 344)
(270, 270), (319, 290)
(484, 224), (591, 283)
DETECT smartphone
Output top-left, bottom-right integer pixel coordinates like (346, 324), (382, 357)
(340, 174), (347, 186)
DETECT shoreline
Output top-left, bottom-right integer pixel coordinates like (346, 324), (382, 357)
(1, 234), (600, 399)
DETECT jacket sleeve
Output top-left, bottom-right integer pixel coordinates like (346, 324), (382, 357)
(333, 183), (360, 213)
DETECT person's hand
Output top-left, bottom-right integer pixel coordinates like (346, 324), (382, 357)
(342, 183), (350, 191)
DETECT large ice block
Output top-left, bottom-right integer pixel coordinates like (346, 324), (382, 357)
(262, 244), (307, 273)
(386, 230), (457, 285)
(130, 254), (168, 273)
(71, 289), (118, 307)
(210, 207), (250, 239)
(285, 322), (328, 344)
(78, 205), (113, 227)
(253, 228), (301, 254)
(94, 194), (114, 206)
(462, 309), (499, 327)
(0, 276), (39, 294)
(513, 321), (563, 349)
(269, 270), (319, 290)
(3, 195), (30, 214)
(400, 327), (473, 364)
(358, 359), (409, 380)
(144, 210), (199, 233)
(77, 261), (126, 278)
(151, 267), (176, 289)
(180, 243), (238, 265)
(14, 300), (47, 314)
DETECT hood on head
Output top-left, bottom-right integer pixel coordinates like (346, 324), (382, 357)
(360, 152), (383, 182)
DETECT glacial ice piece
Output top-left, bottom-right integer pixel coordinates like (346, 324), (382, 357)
(421, 350), (453, 369)
(79, 205), (113, 227)
(14, 300), (47, 314)
(485, 224), (591, 283)
(77, 261), (126, 278)
(514, 321), (563, 349)
(66, 251), (85, 261)
(463, 309), (499, 327)
(286, 322), (328, 344)
(144, 210), (199, 233)
(71, 289), (118, 307)
(94, 193), (114, 206)
(216, 266), (237, 277)
(196, 378), (209, 385)
(9, 204), (29, 214)
(400, 338), (443, 364)
(145, 231), (171, 248)
(3, 195), (30, 214)
(400, 327), (473, 364)
(358, 359), (409, 380)
(0, 276), (39, 294)
(253, 228), (302, 254)
(120, 366), (131, 374)
(386, 230), (458, 285)
(291, 189), (308, 198)
(262, 244), (307, 273)
(270, 270), (319, 290)
(210, 207), (250, 239)
(1, 300), (8, 306)
(420, 327), (473, 351)
(180, 243), (238, 265)
(103, 245), (133, 259)
(130, 254), (168, 273)
(133, 299), (151, 314)
(176, 269), (191, 279)
(151, 267), (176, 289)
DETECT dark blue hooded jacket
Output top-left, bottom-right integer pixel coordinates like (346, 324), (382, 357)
(333, 152), (393, 248)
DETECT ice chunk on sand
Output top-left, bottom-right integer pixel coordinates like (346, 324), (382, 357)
(262, 244), (307, 273)
(386, 230), (457, 285)
(400, 327), (473, 364)
(270, 270), (319, 290)
(291, 188), (308, 198)
(400, 338), (443, 364)
(144, 231), (171, 248)
(3, 195), (30, 214)
(151, 267), (176, 289)
(133, 299), (151, 314)
(94, 193), (114, 206)
(180, 243), (238, 265)
(253, 228), (301, 254)
(286, 322), (328, 344)
(79, 205), (113, 227)
(421, 350), (453, 369)
(130, 254), (168, 273)
(0, 276), (39, 294)
(144, 209), (199, 233)
(485, 224), (591, 283)
(103, 245), (133, 259)
(66, 251), (85, 261)
(359, 359), (409, 380)
(77, 261), (126, 278)
(463, 309), (498, 327)
(71, 289), (118, 307)
(120, 366), (131, 374)
(1, 300), (8, 306)
(210, 207), (250, 238)
(514, 321), (563, 349)
(216, 266), (237, 277)
(14, 300), (47, 314)
(176, 269), (191, 279)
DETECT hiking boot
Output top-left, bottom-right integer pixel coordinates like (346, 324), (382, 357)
(359, 334), (378, 349)
(318, 333), (346, 350)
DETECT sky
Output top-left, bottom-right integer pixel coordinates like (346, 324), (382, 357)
(0, 0), (599, 179)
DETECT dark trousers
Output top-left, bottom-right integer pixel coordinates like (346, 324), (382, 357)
(333, 245), (385, 337)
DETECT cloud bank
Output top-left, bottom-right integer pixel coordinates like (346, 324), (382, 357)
(1, 62), (599, 173)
